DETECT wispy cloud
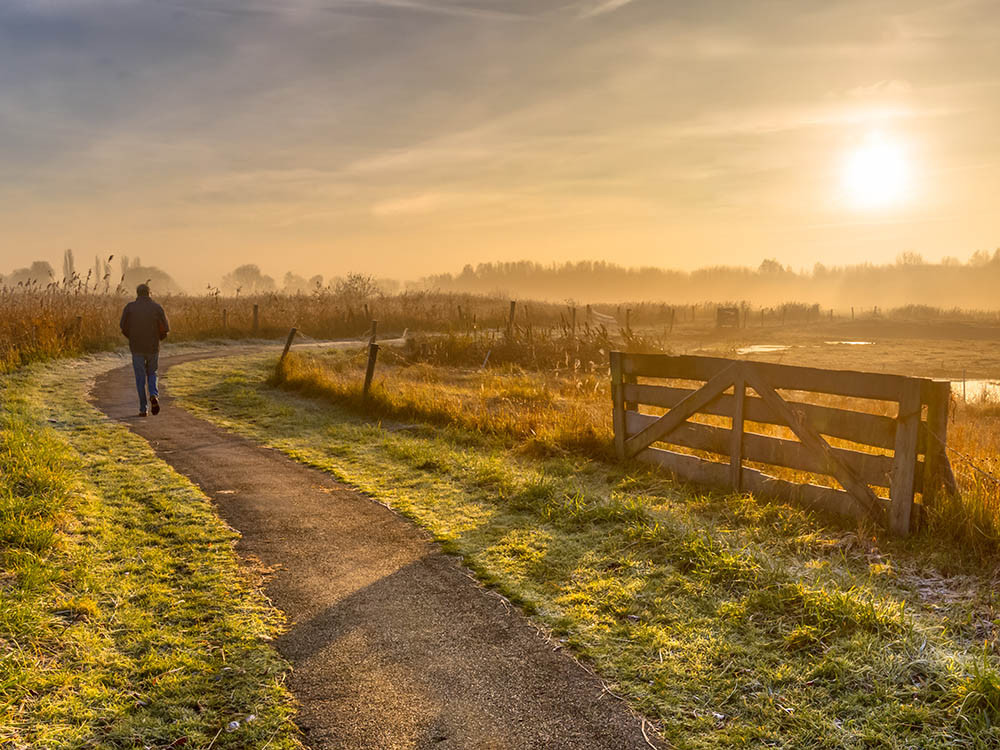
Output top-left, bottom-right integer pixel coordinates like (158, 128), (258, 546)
(348, 0), (527, 20)
(155, 0), (529, 21)
(579, 0), (637, 19)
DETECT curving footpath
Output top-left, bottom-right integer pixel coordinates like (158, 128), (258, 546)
(92, 352), (664, 750)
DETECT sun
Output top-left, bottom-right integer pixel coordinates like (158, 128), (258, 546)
(841, 132), (911, 209)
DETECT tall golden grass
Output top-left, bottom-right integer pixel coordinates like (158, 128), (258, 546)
(0, 284), (593, 374)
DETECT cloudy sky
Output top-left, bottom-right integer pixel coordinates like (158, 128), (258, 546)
(1, 0), (998, 287)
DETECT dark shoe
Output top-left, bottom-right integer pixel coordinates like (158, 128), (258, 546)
(150, 396), (160, 416)
(139, 410), (148, 417)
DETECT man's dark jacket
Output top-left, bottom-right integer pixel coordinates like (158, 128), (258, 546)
(120, 297), (169, 355)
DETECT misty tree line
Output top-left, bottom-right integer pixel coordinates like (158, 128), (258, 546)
(2, 250), (181, 296)
(5, 249), (1000, 309)
(0, 252), (399, 299)
(423, 252), (1000, 309)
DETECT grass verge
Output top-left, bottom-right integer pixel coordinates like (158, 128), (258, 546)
(273, 348), (1000, 556)
(0, 355), (299, 749)
(171, 351), (1000, 749)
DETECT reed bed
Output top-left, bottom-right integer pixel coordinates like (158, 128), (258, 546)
(0, 285), (584, 374)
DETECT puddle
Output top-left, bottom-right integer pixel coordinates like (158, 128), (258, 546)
(952, 379), (1000, 402)
(825, 341), (874, 346)
(737, 344), (791, 355)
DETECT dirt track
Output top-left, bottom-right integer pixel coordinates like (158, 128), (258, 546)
(92, 352), (663, 750)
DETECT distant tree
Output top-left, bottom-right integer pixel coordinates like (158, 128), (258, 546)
(221, 264), (276, 295)
(376, 277), (400, 294)
(282, 271), (309, 294)
(758, 258), (786, 274)
(895, 251), (924, 266)
(62, 249), (76, 283)
(103, 256), (113, 293)
(120, 264), (183, 295)
(4, 261), (55, 288)
(334, 272), (380, 304)
(282, 271), (324, 294)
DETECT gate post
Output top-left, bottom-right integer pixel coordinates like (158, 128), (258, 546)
(889, 379), (922, 537)
(730, 373), (746, 490)
(610, 352), (626, 460)
(921, 380), (951, 509)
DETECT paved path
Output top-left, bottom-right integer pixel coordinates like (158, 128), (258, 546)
(92, 352), (663, 750)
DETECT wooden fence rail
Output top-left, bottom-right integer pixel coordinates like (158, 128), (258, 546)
(610, 352), (955, 537)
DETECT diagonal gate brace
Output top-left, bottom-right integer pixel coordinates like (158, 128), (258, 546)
(743, 364), (886, 528)
(624, 364), (738, 458)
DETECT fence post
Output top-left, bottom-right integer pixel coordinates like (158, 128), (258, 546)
(889, 379), (922, 536)
(279, 327), (297, 364)
(730, 375), (746, 490)
(252, 304), (260, 335)
(922, 380), (952, 508)
(610, 352), (626, 460)
(369, 319), (377, 345)
(507, 300), (516, 338)
(363, 342), (380, 402)
(222, 308), (228, 331)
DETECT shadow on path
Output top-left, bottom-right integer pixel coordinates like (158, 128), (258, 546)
(92, 352), (663, 750)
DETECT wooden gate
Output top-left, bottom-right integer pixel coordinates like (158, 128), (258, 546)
(610, 353), (955, 536)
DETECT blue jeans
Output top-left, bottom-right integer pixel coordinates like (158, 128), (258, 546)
(132, 353), (159, 412)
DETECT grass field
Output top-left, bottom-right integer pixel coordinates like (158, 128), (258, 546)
(4, 291), (1000, 746)
(0, 353), (300, 749)
(168, 350), (1000, 749)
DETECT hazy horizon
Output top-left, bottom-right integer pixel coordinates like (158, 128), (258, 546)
(2, 1), (999, 288)
(7, 252), (1000, 311)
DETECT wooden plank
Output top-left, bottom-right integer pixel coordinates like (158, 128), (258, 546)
(624, 382), (906, 451)
(888, 380), (922, 537)
(621, 352), (927, 403)
(624, 411), (912, 490)
(638, 445), (731, 487)
(637, 447), (876, 521)
(611, 352), (627, 460)
(743, 468), (874, 520)
(731, 377), (745, 490)
(623, 365), (736, 458)
(623, 373), (638, 412)
(921, 380), (951, 507)
(743, 364), (886, 526)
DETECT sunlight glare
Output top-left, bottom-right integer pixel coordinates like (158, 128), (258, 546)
(841, 132), (910, 210)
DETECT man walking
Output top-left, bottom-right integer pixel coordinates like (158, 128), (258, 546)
(120, 283), (169, 417)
